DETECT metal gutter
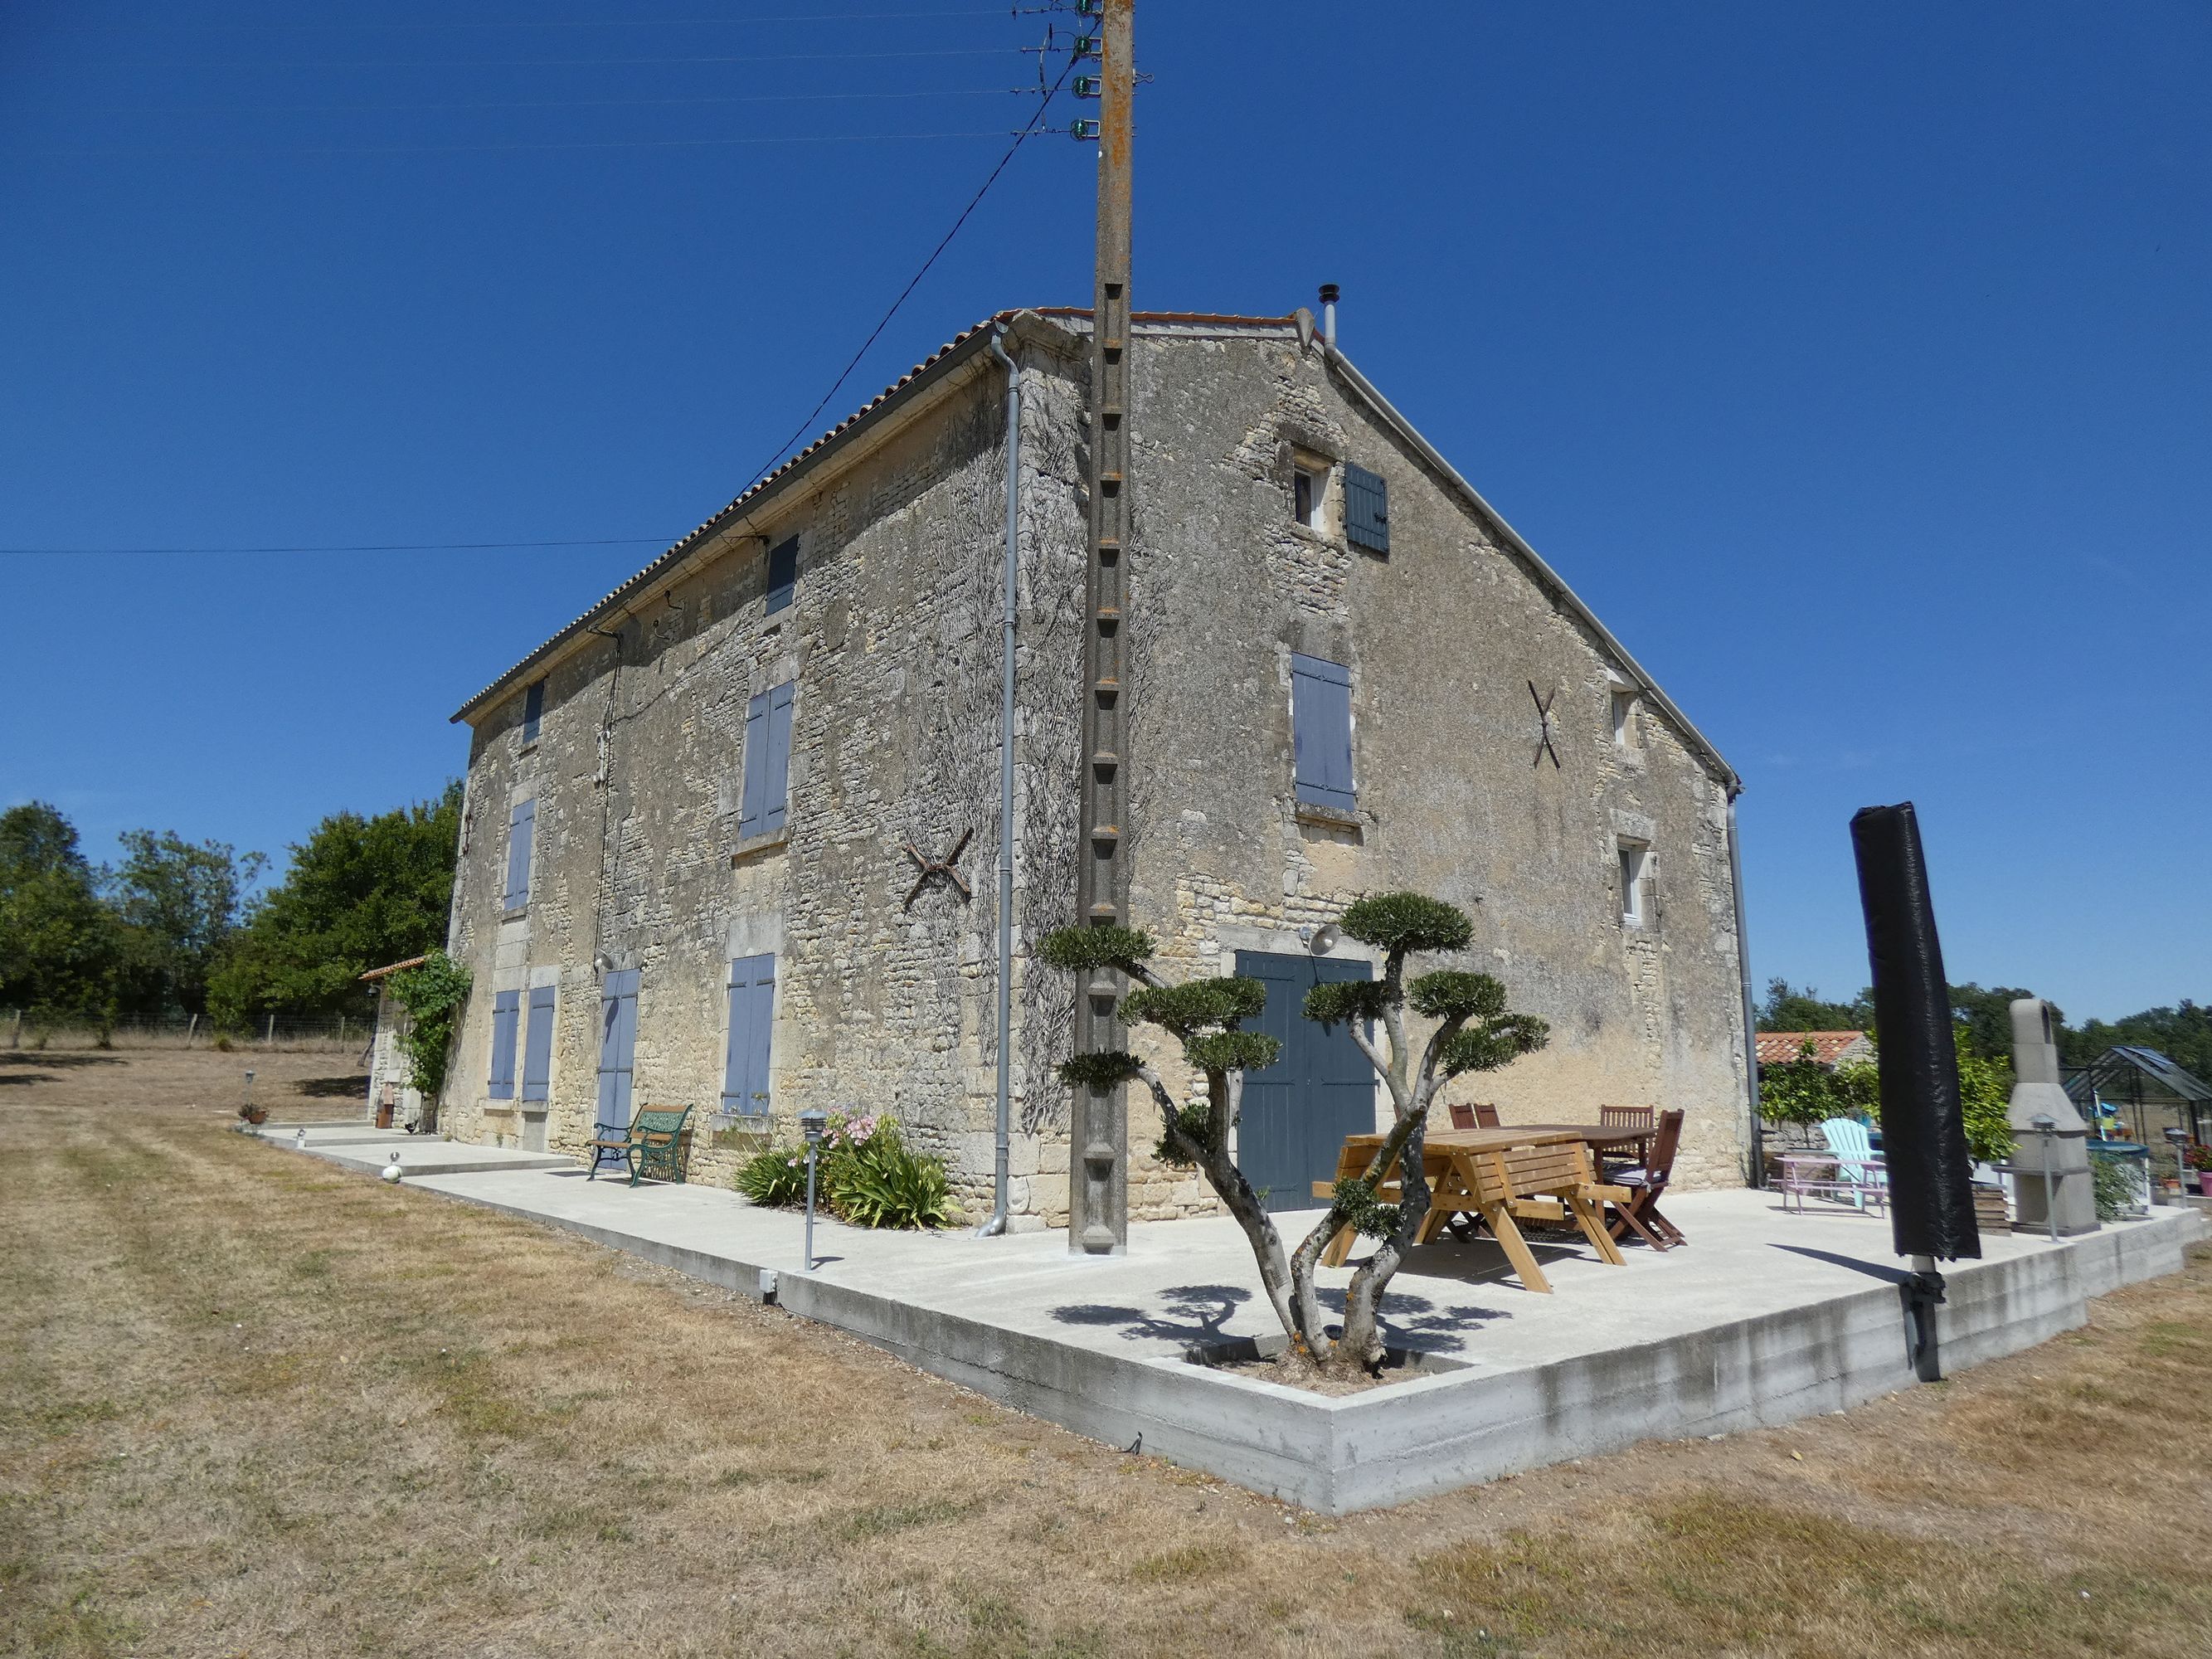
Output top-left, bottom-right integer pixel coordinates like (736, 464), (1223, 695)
(1728, 795), (1764, 1185)
(978, 324), (1021, 1238)
(1321, 344), (1742, 794)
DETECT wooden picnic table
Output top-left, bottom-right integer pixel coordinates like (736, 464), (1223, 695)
(1313, 1126), (1631, 1293)
(1509, 1121), (1654, 1164)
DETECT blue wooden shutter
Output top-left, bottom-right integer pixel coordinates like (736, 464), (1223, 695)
(521, 679), (544, 744)
(521, 985), (556, 1102)
(739, 689), (771, 838)
(595, 969), (639, 1135)
(489, 991), (520, 1098)
(763, 682), (795, 834)
(503, 800), (534, 912)
(721, 954), (775, 1117)
(766, 537), (798, 615)
(1344, 463), (1389, 554)
(1291, 654), (1356, 811)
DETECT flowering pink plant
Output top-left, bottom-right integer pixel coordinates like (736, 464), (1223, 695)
(824, 1112), (884, 1150)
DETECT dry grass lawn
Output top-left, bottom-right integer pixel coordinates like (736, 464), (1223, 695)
(4, 1049), (2210, 1657)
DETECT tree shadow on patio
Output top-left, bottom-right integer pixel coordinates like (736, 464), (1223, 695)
(1052, 1281), (1507, 1355)
(1051, 1284), (1253, 1347)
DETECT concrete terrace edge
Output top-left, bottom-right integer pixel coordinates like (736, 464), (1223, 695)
(346, 1157), (2206, 1513)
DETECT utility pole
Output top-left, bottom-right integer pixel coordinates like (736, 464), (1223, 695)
(1070, 0), (1134, 1255)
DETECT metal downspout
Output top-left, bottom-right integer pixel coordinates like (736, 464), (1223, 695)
(1727, 790), (1764, 1186)
(977, 324), (1020, 1236)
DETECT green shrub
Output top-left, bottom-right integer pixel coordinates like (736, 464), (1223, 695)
(736, 1146), (814, 1208)
(2088, 1151), (2135, 1222)
(833, 1124), (956, 1229)
(733, 1114), (957, 1229)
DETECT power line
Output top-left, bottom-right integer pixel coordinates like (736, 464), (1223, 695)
(7, 538), (669, 555)
(53, 9), (1023, 32)
(737, 49), (1080, 491)
(104, 47), (1019, 71)
(28, 130), (1028, 159)
(44, 88), (1033, 119)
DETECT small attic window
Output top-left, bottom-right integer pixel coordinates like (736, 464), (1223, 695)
(1610, 688), (1636, 749)
(1292, 465), (1325, 530)
(520, 679), (544, 746)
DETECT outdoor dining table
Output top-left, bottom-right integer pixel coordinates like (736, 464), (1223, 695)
(1312, 1126), (1632, 1293)
(1510, 1121), (1654, 1166)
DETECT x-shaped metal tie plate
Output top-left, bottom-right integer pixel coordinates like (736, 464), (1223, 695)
(1529, 680), (1562, 771)
(902, 827), (974, 910)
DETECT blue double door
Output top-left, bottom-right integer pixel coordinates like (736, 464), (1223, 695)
(1233, 951), (1375, 1213)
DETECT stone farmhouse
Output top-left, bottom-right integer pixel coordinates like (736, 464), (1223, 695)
(437, 305), (1756, 1233)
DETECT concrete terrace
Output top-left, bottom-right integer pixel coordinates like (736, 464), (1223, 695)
(256, 1123), (2206, 1513)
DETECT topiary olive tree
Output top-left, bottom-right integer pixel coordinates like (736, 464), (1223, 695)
(1043, 891), (1547, 1376)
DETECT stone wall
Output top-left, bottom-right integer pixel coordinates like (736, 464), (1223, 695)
(1090, 321), (1750, 1198)
(440, 312), (1749, 1228)
(444, 332), (1087, 1221)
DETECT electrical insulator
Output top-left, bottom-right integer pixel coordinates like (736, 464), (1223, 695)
(1072, 75), (1102, 98)
(1071, 33), (1100, 58)
(1074, 0), (1102, 14)
(1069, 118), (1101, 140)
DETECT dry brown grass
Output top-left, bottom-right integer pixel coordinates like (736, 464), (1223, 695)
(3, 1050), (2208, 1658)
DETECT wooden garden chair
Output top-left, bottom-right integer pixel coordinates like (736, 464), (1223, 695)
(1605, 1107), (1686, 1249)
(1445, 1102), (1501, 1130)
(1597, 1103), (1655, 1170)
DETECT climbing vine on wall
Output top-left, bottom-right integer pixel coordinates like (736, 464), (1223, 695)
(386, 951), (472, 1103)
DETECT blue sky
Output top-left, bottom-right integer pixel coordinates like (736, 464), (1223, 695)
(2, 2), (2205, 1023)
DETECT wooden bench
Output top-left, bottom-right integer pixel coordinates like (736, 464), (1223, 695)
(586, 1103), (695, 1187)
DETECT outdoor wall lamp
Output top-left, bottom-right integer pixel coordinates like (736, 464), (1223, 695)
(1302, 922), (1340, 956)
(591, 952), (614, 974)
(798, 1108), (829, 1272)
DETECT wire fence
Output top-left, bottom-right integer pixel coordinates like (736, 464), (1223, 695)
(2, 1009), (373, 1054)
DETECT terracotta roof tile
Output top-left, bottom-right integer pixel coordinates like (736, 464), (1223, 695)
(1756, 1030), (1872, 1067)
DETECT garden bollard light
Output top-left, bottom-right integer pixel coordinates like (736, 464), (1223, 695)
(2162, 1126), (2190, 1206)
(799, 1108), (829, 1271)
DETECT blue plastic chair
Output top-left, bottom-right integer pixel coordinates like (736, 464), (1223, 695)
(1820, 1117), (1889, 1210)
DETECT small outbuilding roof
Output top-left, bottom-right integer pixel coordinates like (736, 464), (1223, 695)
(359, 955), (431, 983)
(1756, 1030), (1873, 1068)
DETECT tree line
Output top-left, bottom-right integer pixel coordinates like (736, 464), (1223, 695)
(0, 785), (461, 1033)
(1755, 977), (2211, 1080)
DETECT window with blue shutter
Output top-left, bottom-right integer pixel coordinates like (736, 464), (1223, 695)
(721, 954), (775, 1118)
(521, 985), (555, 1102)
(1344, 463), (1389, 554)
(766, 537), (798, 615)
(502, 799), (535, 913)
(488, 990), (520, 1099)
(1291, 654), (1356, 812)
(521, 679), (544, 745)
(738, 681), (796, 839)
